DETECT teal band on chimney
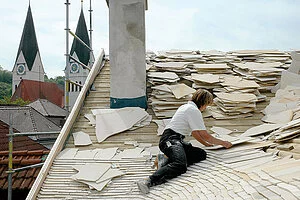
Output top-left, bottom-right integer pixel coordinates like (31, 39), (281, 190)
(110, 96), (147, 109)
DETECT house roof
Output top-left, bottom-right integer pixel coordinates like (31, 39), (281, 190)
(0, 105), (61, 134)
(0, 150), (49, 190)
(15, 4), (40, 71)
(11, 79), (64, 108)
(27, 51), (300, 199)
(0, 120), (48, 152)
(70, 8), (90, 66)
(28, 99), (68, 117)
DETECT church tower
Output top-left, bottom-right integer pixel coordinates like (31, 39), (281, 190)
(66, 2), (94, 110)
(12, 3), (45, 94)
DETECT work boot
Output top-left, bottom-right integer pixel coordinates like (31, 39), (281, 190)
(137, 178), (151, 194)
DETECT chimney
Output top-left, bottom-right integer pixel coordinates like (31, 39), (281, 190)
(108, 0), (148, 109)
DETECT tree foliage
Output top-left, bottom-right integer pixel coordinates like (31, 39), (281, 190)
(0, 82), (12, 99)
(44, 75), (65, 89)
(0, 66), (12, 84)
(0, 65), (13, 99)
(0, 96), (30, 106)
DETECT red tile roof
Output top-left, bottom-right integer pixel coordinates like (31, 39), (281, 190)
(11, 79), (64, 107)
(0, 150), (50, 189)
(0, 120), (48, 152)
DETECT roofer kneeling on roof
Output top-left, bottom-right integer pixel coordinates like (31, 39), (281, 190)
(137, 89), (233, 194)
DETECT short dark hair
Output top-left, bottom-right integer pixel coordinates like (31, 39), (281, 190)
(192, 89), (213, 109)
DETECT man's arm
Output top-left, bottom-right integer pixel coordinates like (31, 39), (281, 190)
(192, 130), (232, 148)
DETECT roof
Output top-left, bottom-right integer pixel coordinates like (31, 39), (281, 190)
(15, 4), (40, 71)
(27, 51), (300, 199)
(11, 79), (64, 108)
(0, 120), (48, 151)
(28, 99), (68, 117)
(0, 150), (49, 190)
(0, 105), (61, 134)
(70, 8), (90, 66)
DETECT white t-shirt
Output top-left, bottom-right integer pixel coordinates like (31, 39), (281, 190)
(166, 101), (206, 136)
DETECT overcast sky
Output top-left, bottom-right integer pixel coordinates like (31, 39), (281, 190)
(1, 0), (300, 78)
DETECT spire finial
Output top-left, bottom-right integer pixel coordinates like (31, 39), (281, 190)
(81, 0), (83, 9)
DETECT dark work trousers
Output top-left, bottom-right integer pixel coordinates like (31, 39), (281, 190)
(149, 129), (207, 186)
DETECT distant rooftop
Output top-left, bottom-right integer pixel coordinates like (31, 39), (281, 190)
(11, 79), (64, 108)
(28, 99), (68, 117)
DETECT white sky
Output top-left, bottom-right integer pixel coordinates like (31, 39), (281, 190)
(0, 0), (300, 78)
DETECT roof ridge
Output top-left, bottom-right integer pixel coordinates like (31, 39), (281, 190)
(39, 99), (50, 116)
(28, 107), (38, 132)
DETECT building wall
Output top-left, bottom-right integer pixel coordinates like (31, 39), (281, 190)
(65, 52), (91, 111)
(12, 52), (45, 94)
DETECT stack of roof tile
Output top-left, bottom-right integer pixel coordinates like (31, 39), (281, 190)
(200, 50), (241, 63)
(150, 62), (193, 74)
(192, 63), (232, 74)
(147, 49), (291, 119)
(213, 92), (258, 118)
(228, 49), (291, 64)
(147, 71), (180, 85)
(271, 118), (300, 142)
(153, 50), (204, 63)
(262, 86), (300, 124)
(230, 62), (285, 90)
(217, 75), (266, 102)
(150, 83), (195, 118)
(190, 73), (222, 90)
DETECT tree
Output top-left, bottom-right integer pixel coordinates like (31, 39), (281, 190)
(0, 82), (12, 99)
(44, 75), (65, 89)
(0, 66), (12, 84)
(0, 66), (12, 98)
(0, 96), (30, 106)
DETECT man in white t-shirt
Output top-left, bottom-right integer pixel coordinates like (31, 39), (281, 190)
(137, 89), (232, 194)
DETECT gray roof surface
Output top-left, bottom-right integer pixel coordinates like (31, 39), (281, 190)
(28, 99), (68, 117)
(0, 105), (61, 133)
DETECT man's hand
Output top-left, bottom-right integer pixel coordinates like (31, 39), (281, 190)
(222, 141), (232, 148)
